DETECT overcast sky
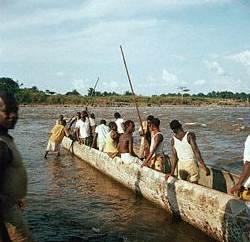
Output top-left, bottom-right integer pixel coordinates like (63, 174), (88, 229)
(1, 0), (250, 95)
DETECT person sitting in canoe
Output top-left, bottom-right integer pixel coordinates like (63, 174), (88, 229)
(138, 115), (154, 159)
(141, 117), (169, 173)
(230, 134), (250, 201)
(118, 120), (141, 164)
(165, 120), (210, 183)
(104, 122), (119, 158)
(92, 119), (110, 151)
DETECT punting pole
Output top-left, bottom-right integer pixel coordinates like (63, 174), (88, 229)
(119, 45), (150, 156)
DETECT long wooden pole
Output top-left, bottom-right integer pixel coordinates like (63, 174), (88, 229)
(87, 77), (99, 107)
(91, 77), (99, 105)
(119, 45), (145, 135)
(93, 77), (99, 94)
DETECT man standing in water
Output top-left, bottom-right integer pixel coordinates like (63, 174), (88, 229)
(230, 134), (250, 201)
(0, 91), (32, 241)
(166, 120), (210, 183)
(119, 120), (140, 164)
(44, 119), (69, 159)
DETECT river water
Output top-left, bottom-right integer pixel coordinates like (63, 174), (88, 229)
(13, 106), (250, 242)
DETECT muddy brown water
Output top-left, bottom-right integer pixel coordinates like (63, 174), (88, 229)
(12, 106), (249, 242)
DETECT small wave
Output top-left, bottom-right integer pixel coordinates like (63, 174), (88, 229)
(185, 122), (207, 127)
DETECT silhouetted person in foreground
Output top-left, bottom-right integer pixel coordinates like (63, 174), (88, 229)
(0, 91), (33, 241)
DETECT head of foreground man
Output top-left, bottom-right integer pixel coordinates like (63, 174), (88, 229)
(0, 91), (33, 241)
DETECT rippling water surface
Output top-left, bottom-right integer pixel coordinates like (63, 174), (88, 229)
(13, 106), (250, 241)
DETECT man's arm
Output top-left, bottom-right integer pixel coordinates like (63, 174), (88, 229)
(0, 141), (12, 218)
(142, 134), (163, 167)
(129, 136), (137, 157)
(68, 116), (76, 129)
(231, 161), (250, 194)
(111, 130), (118, 140)
(188, 132), (210, 176)
(75, 128), (81, 143)
(165, 138), (178, 180)
(91, 133), (98, 149)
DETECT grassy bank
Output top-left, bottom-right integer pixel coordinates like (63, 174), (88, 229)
(19, 95), (250, 107)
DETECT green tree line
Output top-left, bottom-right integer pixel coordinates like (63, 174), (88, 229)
(0, 77), (249, 105)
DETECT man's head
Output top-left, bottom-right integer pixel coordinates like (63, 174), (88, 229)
(170, 120), (183, 134)
(114, 112), (121, 119)
(146, 115), (154, 127)
(90, 113), (95, 119)
(81, 111), (88, 120)
(100, 119), (106, 125)
(59, 115), (64, 121)
(0, 91), (19, 129)
(150, 118), (160, 130)
(76, 112), (81, 119)
(124, 120), (135, 133)
(109, 121), (117, 131)
(61, 120), (67, 126)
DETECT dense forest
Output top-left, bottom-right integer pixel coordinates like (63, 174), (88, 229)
(0, 77), (249, 106)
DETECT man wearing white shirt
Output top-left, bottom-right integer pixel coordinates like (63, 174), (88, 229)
(92, 120), (110, 151)
(231, 135), (250, 201)
(75, 111), (91, 146)
(114, 112), (124, 134)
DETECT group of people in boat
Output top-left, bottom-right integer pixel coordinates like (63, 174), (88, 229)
(0, 90), (249, 241)
(44, 108), (250, 202)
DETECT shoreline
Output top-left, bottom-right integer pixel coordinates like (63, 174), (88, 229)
(19, 103), (250, 108)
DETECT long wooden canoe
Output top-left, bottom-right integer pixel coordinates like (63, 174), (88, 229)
(62, 137), (250, 242)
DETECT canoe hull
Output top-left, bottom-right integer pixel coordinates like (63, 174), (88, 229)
(62, 137), (250, 242)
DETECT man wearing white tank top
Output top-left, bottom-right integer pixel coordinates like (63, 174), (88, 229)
(166, 120), (210, 183)
(230, 135), (250, 201)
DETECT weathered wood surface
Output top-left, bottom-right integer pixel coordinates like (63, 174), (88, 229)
(62, 137), (250, 242)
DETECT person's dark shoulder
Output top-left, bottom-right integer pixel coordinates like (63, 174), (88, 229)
(158, 133), (163, 141)
(0, 140), (12, 165)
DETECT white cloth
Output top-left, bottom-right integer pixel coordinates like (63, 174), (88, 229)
(115, 118), (124, 134)
(173, 132), (196, 164)
(150, 132), (164, 156)
(75, 119), (90, 139)
(121, 153), (142, 165)
(46, 139), (60, 152)
(95, 124), (109, 151)
(243, 135), (250, 188)
(89, 118), (96, 127)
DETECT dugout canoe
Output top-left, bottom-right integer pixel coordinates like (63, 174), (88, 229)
(62, 137), (250, 242)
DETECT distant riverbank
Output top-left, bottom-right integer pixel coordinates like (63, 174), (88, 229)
(19, 95), (250, 107)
